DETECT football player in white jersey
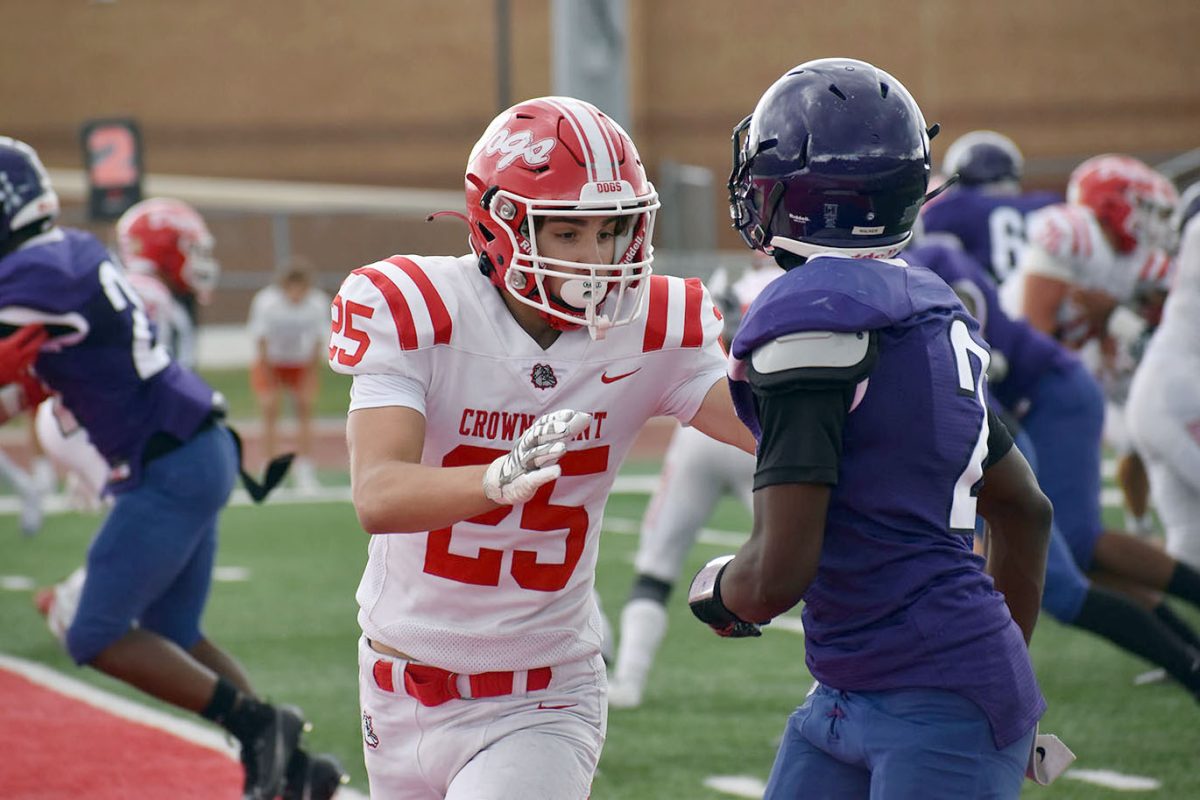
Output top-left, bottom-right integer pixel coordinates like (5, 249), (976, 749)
(247, 258), (331, 491)
(608, 251), (781, 709)
(1001, 154), (1177, 536)
(330, 96), (755, 800)
(1129, 184), (1200, 569)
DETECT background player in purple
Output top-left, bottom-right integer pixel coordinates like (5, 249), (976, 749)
(922, 130), (1060, 285)
(687, 59), (1056, 798)
(908, 236), (1200, 699)
(0, 137), (341, 800)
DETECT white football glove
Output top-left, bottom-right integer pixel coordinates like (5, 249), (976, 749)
(482, 409), (593, 505)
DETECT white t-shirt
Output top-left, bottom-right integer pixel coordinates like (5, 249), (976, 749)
(247, 284), (332, 366)
(329, 254), (727, 673)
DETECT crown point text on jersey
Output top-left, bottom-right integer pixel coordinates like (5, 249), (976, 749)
(459, 408), (608, 443)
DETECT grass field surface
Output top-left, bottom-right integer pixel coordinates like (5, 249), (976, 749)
(2, 479), (1198, 797)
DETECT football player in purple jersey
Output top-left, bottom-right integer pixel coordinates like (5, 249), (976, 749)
(921, 130), (1061, 285)
(908, 236), (1200, 699)
(0, 137), (342, 800)
(689, 60), (1056, 798)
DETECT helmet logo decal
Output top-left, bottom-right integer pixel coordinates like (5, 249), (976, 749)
(823, 204), (839, 228)
(0, 172), (22, 215)
(485, 128), (557, 170)
(530, 363), (558, 390)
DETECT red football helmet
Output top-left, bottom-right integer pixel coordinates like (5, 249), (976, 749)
(115, 198), (219, 304)
(465, 96), (659, 338)
(1067, 155), (1178, 254)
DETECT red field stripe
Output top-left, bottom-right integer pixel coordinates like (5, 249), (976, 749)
(0, 667), (241, 799)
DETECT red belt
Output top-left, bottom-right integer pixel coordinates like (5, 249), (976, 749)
(373, 658), (552, 707)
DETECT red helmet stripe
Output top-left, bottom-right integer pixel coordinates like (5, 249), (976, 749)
(353, 266), (418, 351)
(387, 257), (453, 345)
(681, 277), (705, 348)
(548, 97), (617, 184)
(642, 275), (671, 352)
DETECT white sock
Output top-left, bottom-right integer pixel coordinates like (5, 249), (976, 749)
(613, 598), (670, 693)
(1126, 510), (1155, 536)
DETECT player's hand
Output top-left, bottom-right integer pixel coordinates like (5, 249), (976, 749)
(688, 555), (763, 638)
(482, 409), (592, 505)
(0, 325), (47, 384)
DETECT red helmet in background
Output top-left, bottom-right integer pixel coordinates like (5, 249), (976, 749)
(464, 96), (659, 338)
(115, 198), (220, 304)
(1067, 155), (1178, 254)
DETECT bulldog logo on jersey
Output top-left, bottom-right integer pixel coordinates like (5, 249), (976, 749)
(363, 711), (380, 749)
(530, 363), (557, 390)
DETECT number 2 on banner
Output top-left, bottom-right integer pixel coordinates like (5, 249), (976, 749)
(424, 444), (610, 591)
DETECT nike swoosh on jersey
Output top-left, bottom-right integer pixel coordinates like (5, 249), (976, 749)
(536, 701), (579, 710)
(600, 367), (642, 384)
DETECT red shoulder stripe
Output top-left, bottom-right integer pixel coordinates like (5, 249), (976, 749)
(387, 256), (453, 345)
(681, 277), (705, 348)
(642, 275), (670, 352)
(353, 266), (418, 350)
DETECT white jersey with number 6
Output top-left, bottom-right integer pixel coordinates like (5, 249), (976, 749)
(329, 254), (726, 674)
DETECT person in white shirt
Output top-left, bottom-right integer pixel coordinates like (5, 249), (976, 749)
(247, 259), (331, 492)
(329, 95), (755, 800)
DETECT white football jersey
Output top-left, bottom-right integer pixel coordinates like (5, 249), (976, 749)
(126, 270), (198, 368)
(329, 254), (727, 673)
(247, 284), (332, 365)
(1000, 203), (1171, 325)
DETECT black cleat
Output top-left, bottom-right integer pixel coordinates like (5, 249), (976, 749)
(241, 704), (308, 800)
(283, 749), (349, 800)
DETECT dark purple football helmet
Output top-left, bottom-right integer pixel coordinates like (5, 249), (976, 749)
(728, 58), (937, 261)
(942, 130), (1024, 187)
(0, 136), (59, 250)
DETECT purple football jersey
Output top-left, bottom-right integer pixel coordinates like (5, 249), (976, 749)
(904, 241), (1076, 413)
(0, 228), (218, 492)
(729, 256), (1044, 749)
(922, 187), (1061, 284)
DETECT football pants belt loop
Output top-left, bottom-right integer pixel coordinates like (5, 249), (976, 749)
(371, 658), (552, 707)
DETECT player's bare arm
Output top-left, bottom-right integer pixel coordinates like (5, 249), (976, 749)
(348, 405), (498, 533)
(977, 444), (1053, 644)
(688, 377), (757, 455)
(1021, 272), (1070, 335)
(724, 482), (830, 620)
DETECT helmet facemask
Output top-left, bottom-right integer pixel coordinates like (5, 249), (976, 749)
(491, 186), (657, 339)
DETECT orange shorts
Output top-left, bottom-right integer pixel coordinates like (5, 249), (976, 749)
(251, 362), (315, 395)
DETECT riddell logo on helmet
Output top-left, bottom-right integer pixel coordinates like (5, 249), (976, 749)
(485, 128), (557, 171)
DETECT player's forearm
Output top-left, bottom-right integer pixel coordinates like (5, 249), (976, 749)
(1022, 273), (1069, 335)
(351, 461), (498, 534)
(984, 510), (1051, 644)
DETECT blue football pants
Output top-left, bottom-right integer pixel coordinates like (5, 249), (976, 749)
(764, 684), (1034, 799)
(66, 424), (238, 664)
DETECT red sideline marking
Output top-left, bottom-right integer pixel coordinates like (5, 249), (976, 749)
(0, 666), (241, 799)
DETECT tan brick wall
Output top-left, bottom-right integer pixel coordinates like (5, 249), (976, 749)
(6, 0), (1198, 320)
